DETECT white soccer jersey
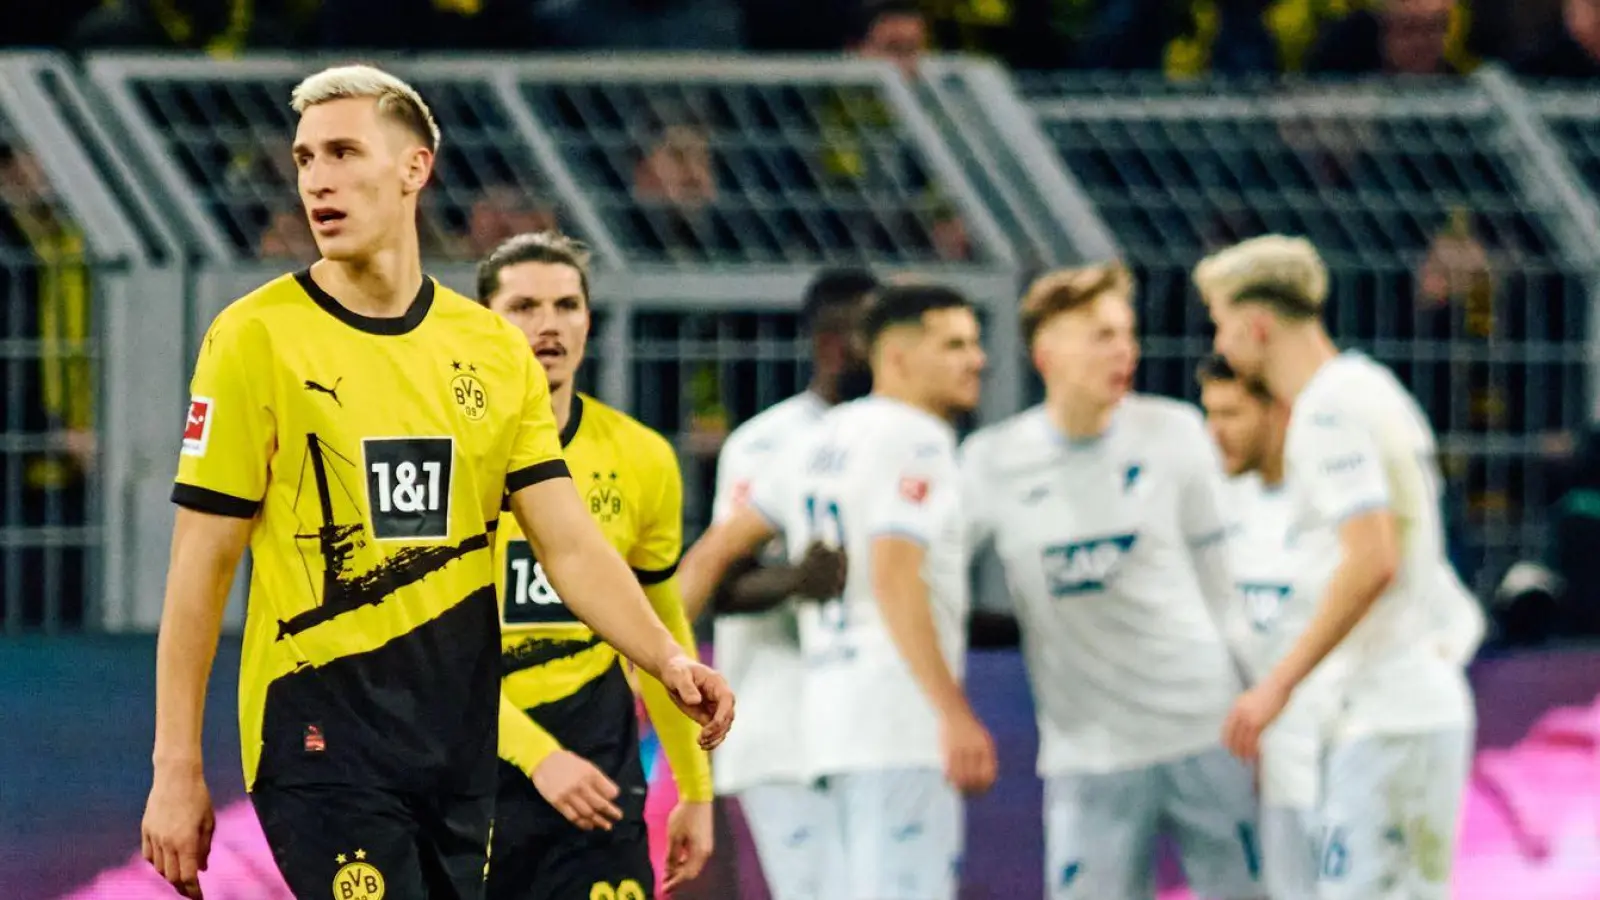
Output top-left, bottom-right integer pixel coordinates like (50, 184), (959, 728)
(1221, 474), (1304, 683)
(961, 396), (1242, 777)
(1282, 352), (1472, 741)
(751, 395), (968, 775)
(710, 391), (827, 793)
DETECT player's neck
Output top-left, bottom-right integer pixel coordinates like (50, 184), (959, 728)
(312, 241), (423, 319)
(550, 380), (577, 435)
(807, 374), (838, 405)
(872, 383), (947, 422)
(1259, 456), (1285, 488)
(1266, 326), (1339, 404)
(1044, 390), (1115, 442)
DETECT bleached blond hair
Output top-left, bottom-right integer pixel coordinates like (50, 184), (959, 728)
(290, 64), (441, 153)
(1019, 261), (1135, 345)
(1192, 234), (1328, 320)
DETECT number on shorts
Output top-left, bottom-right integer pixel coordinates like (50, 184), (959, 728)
(589, 880), (645, 900)
(1316, 825), (1350, 880)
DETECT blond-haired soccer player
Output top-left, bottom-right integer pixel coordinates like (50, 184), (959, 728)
(681, 284), (995, 900)
(475, 230), (714, 898)
(1196, 354), (1485, 899)
(1195, 235), (1474, 900)
(139, 66), (732, 900)
(959, 264), (1263, 900)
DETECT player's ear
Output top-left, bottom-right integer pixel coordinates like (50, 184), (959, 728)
(401, 145), (433, 194)
(1029, 339), (1049, 377)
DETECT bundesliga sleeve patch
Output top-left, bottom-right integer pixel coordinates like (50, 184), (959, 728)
(731, 479), (752, 507)
(899, 475), (930, 504)
(182, 396), (214, 457)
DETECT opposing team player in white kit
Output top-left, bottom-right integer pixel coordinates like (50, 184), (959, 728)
(1194, 235), (1476, 900)
(685, 267), (878, 900)
(1197, 353), (1485, 899)
(681, 283), (997, 900)
(959, 263), (1264, 900)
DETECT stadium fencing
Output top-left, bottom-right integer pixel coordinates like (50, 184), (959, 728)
(0, 52), (1596, 633)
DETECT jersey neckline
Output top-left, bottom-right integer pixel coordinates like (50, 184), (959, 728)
(560, 394), (585, 448)
(294, 268), (435, 336)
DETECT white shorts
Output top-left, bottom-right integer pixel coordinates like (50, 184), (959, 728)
(738, 781), (845, 900)
(821, 769), (963, 900)
(1045, 746), (1263, 900)
(1259, 805), (1318, 900)
(1316, 728), (1471, 900)
(1258, 694), (1323, 899)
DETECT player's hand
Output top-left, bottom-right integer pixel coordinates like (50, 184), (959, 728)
(659, 655), (736, 751)
(531, 750), (623, 832)
(141, 763), (214, 899)
(1222, 680), (1292, 762)
(939, 707), (998, 796)
(793, 542), (848, 600)
(663, 800), (715, 891)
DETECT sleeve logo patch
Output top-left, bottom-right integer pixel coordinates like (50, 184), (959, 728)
(731, 479), (752, 507)
(899, 476), (930, 504)
(181, 396), (213, 458)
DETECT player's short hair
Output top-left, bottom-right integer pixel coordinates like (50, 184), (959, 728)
(1195, 354), (1273, 403)
(802, 267), (880, 332)
(861, 282), (972, 346)
(1192, 234), (1327, 321)
(291, 64), (441, 154)
(1019, 261), (1135, 346)
(476, 230), (593, 306)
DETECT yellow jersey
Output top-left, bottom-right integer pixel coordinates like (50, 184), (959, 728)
(173, 270), (567, 793)
(496, 394), (712, 801)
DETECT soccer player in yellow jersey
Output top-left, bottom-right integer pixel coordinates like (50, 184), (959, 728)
(138, 65), (733, 900)
(475, 230), (715, 900)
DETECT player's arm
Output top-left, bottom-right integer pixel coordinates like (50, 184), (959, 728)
(505, 356), (732, 747)
(688, 443), (832, 620)
(627, 441), (715, 803)
(680, 504), (783, 622)
(869, 445), (996, 794)
(499, 691), (622, 832)
(626, 442), (714, 888)
(1261, 417), (1399, 699)
(145, 315), (274, 897)
(874, 536), (973, 719)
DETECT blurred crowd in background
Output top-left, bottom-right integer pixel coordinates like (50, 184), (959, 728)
(7, 0), (1600, 80)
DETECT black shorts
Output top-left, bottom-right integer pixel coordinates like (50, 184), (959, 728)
(252, 782), (492, 900)
(488, 662), (653, 900)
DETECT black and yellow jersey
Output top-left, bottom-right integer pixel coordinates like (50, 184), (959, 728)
(496, 394), (712, 802)
(172, 270), (568, 794)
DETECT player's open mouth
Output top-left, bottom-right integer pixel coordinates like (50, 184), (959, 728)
(310, 208), (347, 228)
(534, 346), (565, 362)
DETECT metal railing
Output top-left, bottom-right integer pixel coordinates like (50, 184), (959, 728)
(1, 52), (1597, 629)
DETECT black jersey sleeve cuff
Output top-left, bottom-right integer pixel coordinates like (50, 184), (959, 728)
(507, 459), (571, 494)
(633, 559), (679, 586)
(172, 483), (261, 519)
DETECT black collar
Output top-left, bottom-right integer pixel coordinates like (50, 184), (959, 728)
(295, 268), (434, 336)
(560, 393), (584, 448)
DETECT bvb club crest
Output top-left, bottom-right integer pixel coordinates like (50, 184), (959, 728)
(450, 360), (488, 421)
(586, 471), (623, 523)
(332, 850), (385, 900)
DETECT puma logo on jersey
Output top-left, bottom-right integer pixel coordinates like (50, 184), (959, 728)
(1042, 533), (1139, 596)
(1239, 581), (1292, 631)
(304, 377), (343, 406)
